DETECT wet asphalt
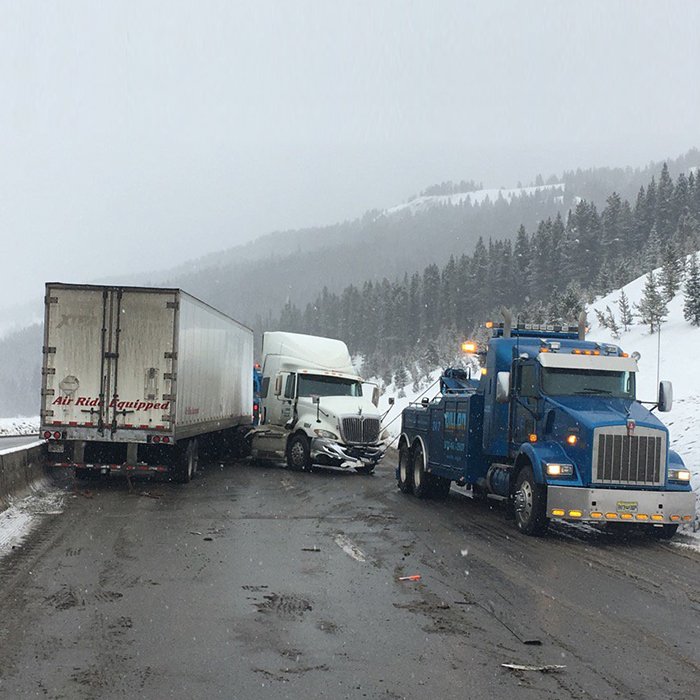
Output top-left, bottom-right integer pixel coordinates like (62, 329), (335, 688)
(0, 454), (698, 700)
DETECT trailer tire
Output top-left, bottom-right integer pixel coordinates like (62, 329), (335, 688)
(412, 444), (430, 499)
(513, 465), (548, 535)
(174, 439), (198, 484)
(287, 433), (311, 471)
(397, 444), (413, 494)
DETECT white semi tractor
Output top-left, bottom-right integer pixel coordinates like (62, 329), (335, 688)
(251, 331), (385, 473)
(40, 283), (254, 482)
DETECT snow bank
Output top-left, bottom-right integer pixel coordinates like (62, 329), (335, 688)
(0, 416), (39, 436)
(0, 486), (65, 559)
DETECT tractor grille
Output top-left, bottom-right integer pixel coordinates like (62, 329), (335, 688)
(341, 417), (381, 444)
(592, 426), (666, 486)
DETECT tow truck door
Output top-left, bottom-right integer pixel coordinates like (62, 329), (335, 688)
(511, 360), (539, 446)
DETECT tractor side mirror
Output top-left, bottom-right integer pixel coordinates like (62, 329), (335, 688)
(658, 381), (673, 412)
(274, 374), (283, 396)
(388, 397), (395, 406)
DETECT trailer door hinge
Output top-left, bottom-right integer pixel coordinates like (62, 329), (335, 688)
(163, 373), (175, 381)
(42, 367), (56, 376)
(45, 295), (58, 304)
(43, 346), (56, 354)
(166, 301), (179, 310)
(162, 394), (175, 402)
(164, 351), (177, 359)
(41, 389), (55, 396)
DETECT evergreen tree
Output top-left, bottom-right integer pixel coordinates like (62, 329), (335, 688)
(617, 290), (634, 331)
(683, 253), (700, 326)
(659, 240), (684, 301)
(635, 272), (667, 333)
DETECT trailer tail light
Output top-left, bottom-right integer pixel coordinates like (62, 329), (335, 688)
(152, 435), (161, 444)
(620, 513), (634, 520)
(568, 510), (583, 518)
(53, 431), (61, 440)
(635, 514), (649, 521)
(605, 512), (618, 519)
(162, 436), (170, 444)
(590, 512), (603, 519)
(43, 431), (52, 439)
(651, 514), (664, 521)
(551, 509), (565, 517)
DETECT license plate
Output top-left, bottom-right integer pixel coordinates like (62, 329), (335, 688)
(616, 501), (638, 512)
(47, 443), (65, 453)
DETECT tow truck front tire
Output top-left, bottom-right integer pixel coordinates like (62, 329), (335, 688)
(513, 465), (548, 535)
(398, 444), (413, 494)
(430, 476), (451, 500)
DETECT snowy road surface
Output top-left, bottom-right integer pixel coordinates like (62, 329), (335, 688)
(0, 456), (698, 699)
(0, 435), (41, 451)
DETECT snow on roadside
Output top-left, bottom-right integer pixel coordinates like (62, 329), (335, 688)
(0, 416), (40, 436)
(0, 487), (65, 558)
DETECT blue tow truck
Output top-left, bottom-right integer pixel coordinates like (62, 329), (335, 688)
(397, 311), (695, 538)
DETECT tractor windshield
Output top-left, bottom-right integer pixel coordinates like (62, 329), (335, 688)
(541, 368), (635, 399)
(297, 374), (363, 398)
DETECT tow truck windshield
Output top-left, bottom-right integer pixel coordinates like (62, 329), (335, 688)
(542, 367), (635, 399)
(298, 374), (363, 398)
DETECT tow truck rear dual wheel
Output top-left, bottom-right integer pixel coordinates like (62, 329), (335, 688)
(287, 433), (311, 471)
(412, 444), (431, 499)
(513, 465), (548, 536)
(397, 444), (413, 494)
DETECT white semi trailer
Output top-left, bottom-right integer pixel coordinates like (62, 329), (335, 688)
(250, 331), (385, 473)
(40, 283), (253, 482)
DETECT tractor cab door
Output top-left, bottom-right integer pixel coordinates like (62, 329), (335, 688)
(510, 359), (540, 447)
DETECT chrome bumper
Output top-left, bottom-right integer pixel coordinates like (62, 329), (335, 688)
(547, 486), (695, 524)
(310, 438), (383, 469)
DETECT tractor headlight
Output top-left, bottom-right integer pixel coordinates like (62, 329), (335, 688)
(545, 463), (574, 477)
(314, 429), (338, 440)
(669, 468), (691, 482)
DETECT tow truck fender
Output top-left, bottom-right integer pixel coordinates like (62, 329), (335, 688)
(668, 448), (686, 468)
(516, 441), (571, 485)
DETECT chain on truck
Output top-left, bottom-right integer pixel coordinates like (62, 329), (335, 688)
(396, 309), (695, 538)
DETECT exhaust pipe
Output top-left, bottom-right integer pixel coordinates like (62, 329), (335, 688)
(501, 307), (512, 339)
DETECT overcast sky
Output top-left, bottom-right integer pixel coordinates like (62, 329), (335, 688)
(1, 0), (699, 312)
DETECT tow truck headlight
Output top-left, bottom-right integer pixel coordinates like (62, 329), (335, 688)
(545, 463), (574, 477)
(669, 469), (691, 482)
(314, 429), (338, 440)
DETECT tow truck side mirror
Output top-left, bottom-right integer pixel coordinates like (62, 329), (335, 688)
(274, 374), (283, 396)
(388, 397), (395, 406)
(658, 381), (673, 412)
(496, 372), (510, 403)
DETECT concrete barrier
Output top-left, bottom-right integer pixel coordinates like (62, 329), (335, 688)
(0, 442), (48, 509)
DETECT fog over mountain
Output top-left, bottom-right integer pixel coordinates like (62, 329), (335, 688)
(1, 1), (699, 312)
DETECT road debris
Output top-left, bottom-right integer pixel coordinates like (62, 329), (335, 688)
(189, 531), (203, 536)
(301, 546), (321, 552)
(398, 574), (421, 581)
(501, 663), (566, 673)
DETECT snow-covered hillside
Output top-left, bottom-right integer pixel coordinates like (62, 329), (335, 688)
(385, 182), (566, 216)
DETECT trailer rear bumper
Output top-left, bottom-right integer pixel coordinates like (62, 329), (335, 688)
(48, 462), (170, 475)
(547, 485), (695, 525)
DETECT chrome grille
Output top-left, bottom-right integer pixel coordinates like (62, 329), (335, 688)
(592, 426), (665, 486)
(341, 417), (381, 444)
